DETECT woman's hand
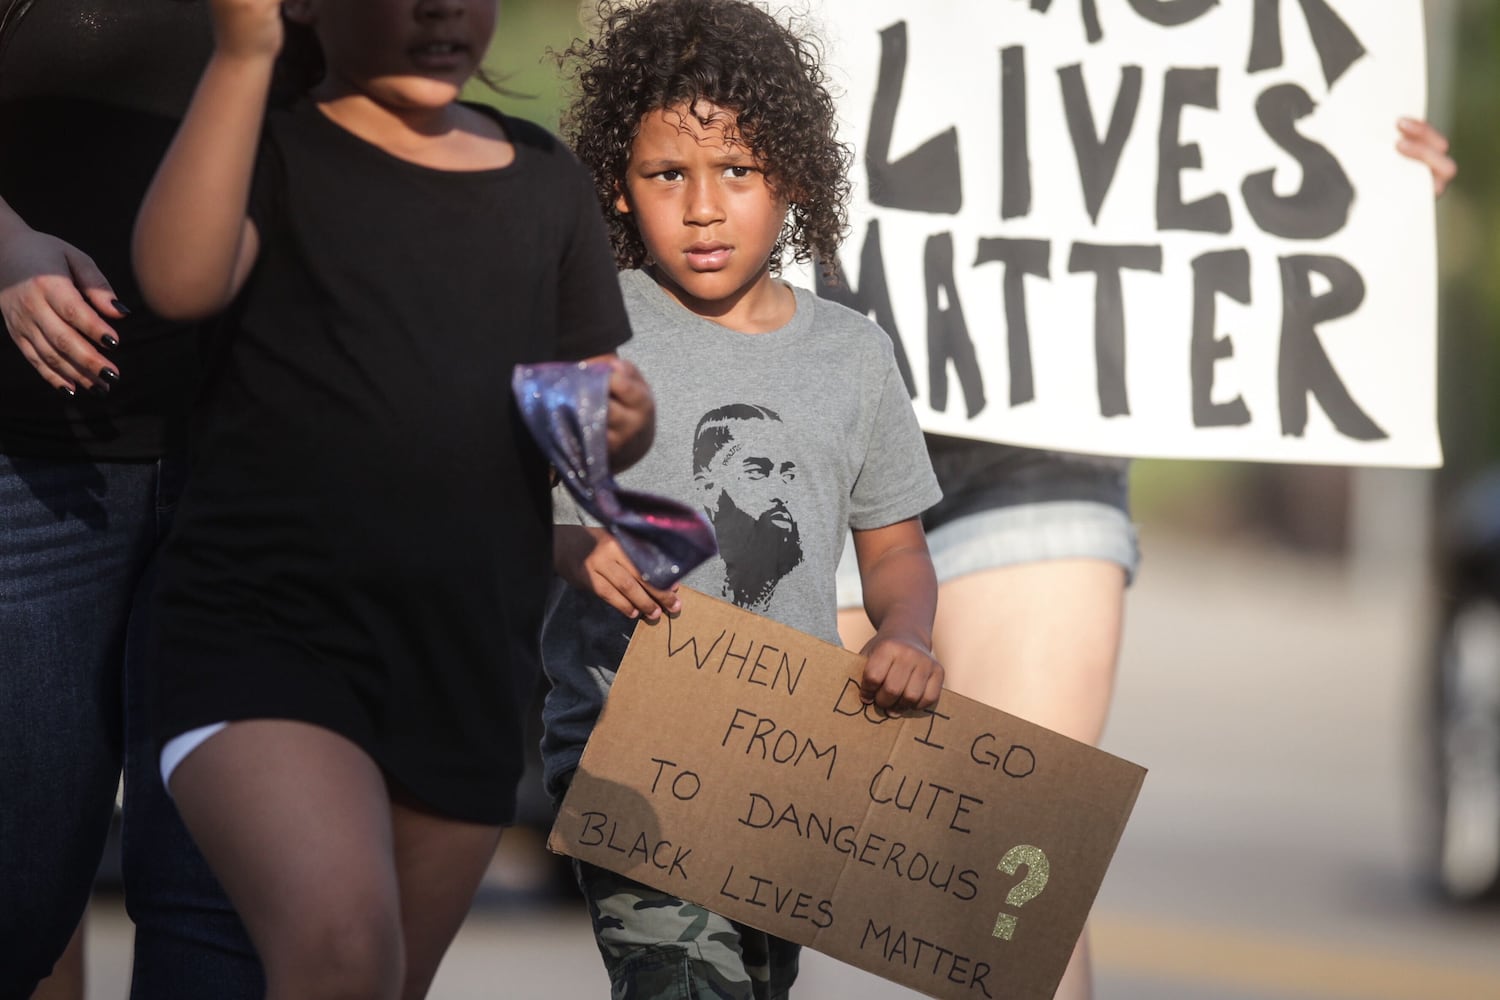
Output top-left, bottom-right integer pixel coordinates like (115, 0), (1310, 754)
(0, 225), (123, 394)
(210, 0), (284, 61)
(1397, 117), (1457, 197)
(554, 524), (682, 621)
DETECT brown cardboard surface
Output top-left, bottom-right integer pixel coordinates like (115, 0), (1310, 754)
(549, 588), (1146, 1000)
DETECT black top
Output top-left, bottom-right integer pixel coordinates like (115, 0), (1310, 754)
(150, 102), (632, 823)
(0, 0), (212, 458)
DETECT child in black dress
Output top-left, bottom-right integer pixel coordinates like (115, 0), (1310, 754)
(132, 1), (653, 996)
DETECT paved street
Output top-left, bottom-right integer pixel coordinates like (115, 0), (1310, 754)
(77, 529), (1500, 998)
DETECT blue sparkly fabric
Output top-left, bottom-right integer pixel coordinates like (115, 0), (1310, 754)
(512, 360), (717, 588)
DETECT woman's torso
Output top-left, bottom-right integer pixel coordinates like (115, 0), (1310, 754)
(0, 0), (213, 458)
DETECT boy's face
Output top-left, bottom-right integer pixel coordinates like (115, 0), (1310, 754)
(616, 101), (790, 327)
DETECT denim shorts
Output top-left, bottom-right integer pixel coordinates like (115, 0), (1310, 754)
(836, 438), (1139, 608)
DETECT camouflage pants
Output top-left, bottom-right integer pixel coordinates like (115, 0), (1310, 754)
(575, 860), (801, 1000)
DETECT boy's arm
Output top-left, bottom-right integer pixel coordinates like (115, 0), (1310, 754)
(554, 525), (680, 621)
(851, 518), (943, 713)
(132, 0), (282, 320)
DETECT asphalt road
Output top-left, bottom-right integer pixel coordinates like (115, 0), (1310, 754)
(77, 530), (1500, 998)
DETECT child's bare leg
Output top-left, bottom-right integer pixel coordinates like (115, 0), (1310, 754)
(170, 720), (404, 1000)
(390, 802), (502, 999)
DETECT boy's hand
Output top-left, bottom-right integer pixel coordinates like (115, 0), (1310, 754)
(602, 357), (655, 472)
(554, 524), (681, 621)
(210, 0), (284, 61)
(0, 225), (122, 393)
(1397, 117), (1456, 197)
(858, 630), (943, 715)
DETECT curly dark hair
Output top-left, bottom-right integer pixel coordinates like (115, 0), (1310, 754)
(562, 0), (851, 276)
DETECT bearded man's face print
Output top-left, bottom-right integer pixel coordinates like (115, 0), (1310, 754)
(692, 404), (805, 612)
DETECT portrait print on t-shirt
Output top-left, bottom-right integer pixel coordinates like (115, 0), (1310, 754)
(692, 404), (805, 613)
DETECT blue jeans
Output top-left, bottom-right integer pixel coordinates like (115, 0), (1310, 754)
(0, 453), (262, 999)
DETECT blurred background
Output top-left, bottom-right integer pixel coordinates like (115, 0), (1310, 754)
(77, 1), (1500, 997)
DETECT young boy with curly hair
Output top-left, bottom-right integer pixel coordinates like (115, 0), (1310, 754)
(541, 1), (946, 996)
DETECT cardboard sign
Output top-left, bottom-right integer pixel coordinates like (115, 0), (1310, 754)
(549, 589), (1146, 1000)
(794, 0), (1438, 467)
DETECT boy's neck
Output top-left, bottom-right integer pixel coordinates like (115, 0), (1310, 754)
(648, 265), (797, 335)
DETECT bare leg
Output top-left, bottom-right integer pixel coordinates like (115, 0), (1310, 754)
(30, 921), (84, 1000)
(835, 608), (877, 656)
(390, 801), (502, 999)
(941, 560), (1124, 1000)
(929, 560), (1124, 743)
(170, 720), (404, 1000)
(839, 559), (1126, 1000)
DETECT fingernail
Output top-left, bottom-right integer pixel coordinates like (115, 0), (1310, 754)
(111, 299), (131, 316)
(99, 368), (119, 384)
(101, 335), (119, 350)
(58, 384), (76, 397)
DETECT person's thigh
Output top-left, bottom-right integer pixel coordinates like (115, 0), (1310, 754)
(0, 455), (154, 995)
(389, 800), (502, 1000)
(122, 455), (264, 1000)
(575, 860), (799, 1000)
(839, 497), (1135, 745)
(836, 606), (877, 654)
(169, 719), (404, 999)
(932, 559), (1125, 745)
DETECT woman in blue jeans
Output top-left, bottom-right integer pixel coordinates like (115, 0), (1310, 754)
(0, 1), (259, 995)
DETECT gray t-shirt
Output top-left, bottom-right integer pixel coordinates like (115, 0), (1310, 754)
(540, 268), (941, 798)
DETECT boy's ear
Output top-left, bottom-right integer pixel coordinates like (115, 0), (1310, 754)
(613, 183), (633, 216)
(283, 0), (315, 25)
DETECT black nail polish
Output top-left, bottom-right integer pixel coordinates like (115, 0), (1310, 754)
(99, 368), (119, 384)
(101, 335), (119, 350)
(58, 384), (76, 397)
(111, 299), (131, 316)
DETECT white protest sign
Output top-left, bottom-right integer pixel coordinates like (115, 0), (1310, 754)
(798, 0), (1439, 467)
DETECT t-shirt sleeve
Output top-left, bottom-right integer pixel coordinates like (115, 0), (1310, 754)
(553, 158), (633, 361)
(848, 351), (942, 531)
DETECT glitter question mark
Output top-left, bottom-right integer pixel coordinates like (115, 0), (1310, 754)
(992, 845), (1051, 941)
